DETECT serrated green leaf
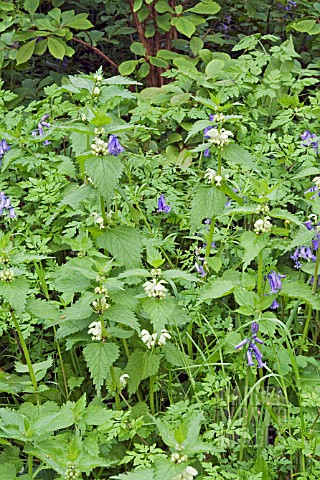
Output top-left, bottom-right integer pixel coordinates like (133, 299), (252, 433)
(0, 277), (29, 313)
(198, 279), (234, 303)
(126, 350), (160, 394)
(97, 226), (142, 268)
(113, 469), (154, 480)
(105, 304), (140, 331)
(281, 281), (320, 310)
(143, 297), (175, 330)
(222, 144), (256, 169)
(269, 208), (302, 226)
(83, 342), (119, 395)
(163, 343), (192, 367)
(240, 231), (269, 269)
(284, 229), (315, 254)
(16, 40), (36, 65)
(85, 156), (123, 207)
(190, 186), (226, 231)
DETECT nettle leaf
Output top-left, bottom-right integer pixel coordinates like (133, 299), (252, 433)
(197, 279), (234, 303)
(16, 39), (36, 65)
(240, 231), (269, 269)
(269, 208), (302, 226)
(142, 298), (175, 330)
(85, 156), (123, 207)
(83, 342), (119, 395)
(97, 226), (142, 268)
(53, 258), (95, 295)
(281, 281), (320, 310)
(163, 343), (192, 367)
(126, 349), (160, 394)
(113, 469), (154, 480)
(0, 277), (29, 313)
(283, 229), (315, 254)
(190, 186), (226, 231)
(105, 304), (140, 331)
(222, 144), (256, 169)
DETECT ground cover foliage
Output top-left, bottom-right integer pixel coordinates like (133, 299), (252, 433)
(0, 0), (320, 479)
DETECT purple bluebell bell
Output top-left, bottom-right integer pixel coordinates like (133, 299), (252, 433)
(305, 185), (320, 200)
(204, 148), (210, 157)
(0, 140), (10, 159)
(157, 195), (171, 213)
(270, 299), (280, 310)
(108, 134), (124, 156)
(32, 114), (51, 145)
(195, 262), (206, 277)
(265, 271), (286, 293)
(0, 192), (16, 218)
(235, 321), (266, 369)
(301, 130), (318, 154)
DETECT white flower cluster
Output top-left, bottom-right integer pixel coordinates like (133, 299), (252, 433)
(91, 137), (109, 156)
(204, 168), (229, 186)
(140, 329), (171, 348)
(206, 127), (233, 147)
(91, 212), (105, 229)
(212, 113), (225, 122)
(173, 466), (198, 480)
(92, 86), (101, 96)
(313, 177), (320, 189)
(172, 452), (188, 463)
(94, 73), (103, 83)
(64, 461), (81, 480)
(143, 278), (167, 299)
(256, 204), (270, 215)
(254, 216), (272, 234)
(0, 269), (14, 282)
(88, 320), (103, 341)
(151, 268), (162, 278)
(92, 286), (110, 313)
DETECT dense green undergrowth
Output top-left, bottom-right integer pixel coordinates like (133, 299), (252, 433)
(0, 1), (320, 480)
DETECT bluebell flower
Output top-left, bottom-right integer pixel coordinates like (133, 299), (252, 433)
(235, 321), (266, 369)
(108, 134), (124, 156)
(301, 130), (318, 154)
(195, 262), (206, 277)
(265, 271), (286, 293)
(157, 195), (171, 213)
(32, 114), (51, 145)
(0, 140), (10, 160)
(270, 299), (280, 310)
(0, 192), (16, 218)
(204, 148), (210, 157)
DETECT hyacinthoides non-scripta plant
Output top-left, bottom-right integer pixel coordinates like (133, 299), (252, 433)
(1, 31), (320, 480)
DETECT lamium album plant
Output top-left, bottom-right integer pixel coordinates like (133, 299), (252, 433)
(0, 1), (319, 479)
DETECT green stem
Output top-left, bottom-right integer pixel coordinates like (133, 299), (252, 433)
(110, 366), (121, 410)
(149, 375), (156, 415)
(100, 195), (107, 225)
(257, 251), (263, 299)
(28, 454), (33, 477)
(122, 338), (130, 359)
(11, 310), (38, 393)
(302, 246), (320, 342)
(217, 148), (222, 176)
(53, 326), (69, 399)
(204, 217), (216, 266)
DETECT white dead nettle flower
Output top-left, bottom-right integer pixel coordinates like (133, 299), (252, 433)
(173, 466), (198, 480)
(171, 452), (188, 463)
(157, 329), (171, 346)
(313, 177), (320, 189)
(206, 127), (233, 147)
(256, 204), (270, 215)
(88, 321), (103, 341)
(151, 268), (162, 278)
(95, 286), (109, 296)
(212, 113), (226, 122)
(143, 278), (167, 299)
(94, 127), (105, 137)
(140, 329), (171, 348)
(94, 73), (103, 83)
(254, 216), (272, 234)
(0, 269), (14, 282)
(91, 212), (105, 229)
(81, 114), (87, 121)
(91, 137), (108, 156)
(204, 169), (224, 186)
(140, 329), (157, 349)
(119, 374), (130, 388)
(93, 86), (101, 96)
(92, 297), (110, 312)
